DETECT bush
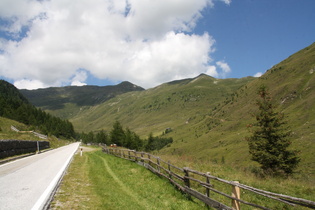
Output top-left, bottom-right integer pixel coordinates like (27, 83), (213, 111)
(145, 133), (173, 151)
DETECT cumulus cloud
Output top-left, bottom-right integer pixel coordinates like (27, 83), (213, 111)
(216, 60), (231, 78)
(14, 79), (47, 90)
(0, 0), (232, 89)
(205, 65), (218, 77)
(254, 72), (263, 77)
(0, 0), (44, 36)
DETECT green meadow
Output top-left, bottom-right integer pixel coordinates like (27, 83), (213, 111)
(50, 149), (206, 210)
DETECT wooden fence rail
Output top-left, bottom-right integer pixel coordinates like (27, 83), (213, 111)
(103, 147), (315, 210)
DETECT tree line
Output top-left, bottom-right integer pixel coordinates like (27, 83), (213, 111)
(79, 121), (173, 152)
(0, 80), (75, 139)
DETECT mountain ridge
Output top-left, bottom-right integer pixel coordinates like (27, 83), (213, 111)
(20, 81), (144, 118)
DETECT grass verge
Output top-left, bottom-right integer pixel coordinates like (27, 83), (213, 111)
(157, 153), (315, 209)
(50, 149), (206, 209)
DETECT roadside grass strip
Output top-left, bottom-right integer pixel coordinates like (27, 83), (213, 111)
(51, 150), (205, 209)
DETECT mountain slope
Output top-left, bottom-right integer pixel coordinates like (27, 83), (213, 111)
(0, 80), (30, 105)
(69, 74), (255, 135)
(160, 42), (315, 177)
(20, 81), (144, 119)
(0, 80), (75, 138)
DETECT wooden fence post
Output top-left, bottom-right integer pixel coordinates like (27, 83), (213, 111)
(183, 167), (190, 188)
(206, 172), (211, 198)
(134, 150), (137, 161)
(157, 157), (161, 172)
(231, 181), (241, 210)
(148, 154), (151, 166)
(141, 152), (144, 163)
(168, 161), (172, 180)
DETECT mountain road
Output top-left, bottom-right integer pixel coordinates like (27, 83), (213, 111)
(0, 142), (80, 210)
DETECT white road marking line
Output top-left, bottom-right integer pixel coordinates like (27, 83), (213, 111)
(31, 143), (79, 210)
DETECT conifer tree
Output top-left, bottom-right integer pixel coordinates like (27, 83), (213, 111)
(110, 121), (125, 146)
(96, 130), (108, 144)
(247, 85), (300, 176)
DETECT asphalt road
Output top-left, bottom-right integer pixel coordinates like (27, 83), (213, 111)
(0, 142), (80, 210)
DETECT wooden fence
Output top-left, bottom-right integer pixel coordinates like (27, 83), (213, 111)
(103, 147), (315, 210)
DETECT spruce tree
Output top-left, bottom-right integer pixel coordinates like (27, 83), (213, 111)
(110, 121), (125, 146)
(247, 85), (300, 176)
(96, 130), (108, 144)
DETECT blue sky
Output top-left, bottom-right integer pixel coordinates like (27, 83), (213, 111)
(197, 0), (315, 79)
(0, 0), (314, 89)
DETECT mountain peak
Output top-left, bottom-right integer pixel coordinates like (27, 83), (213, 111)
(117, 81), (145, 91)
(194, 73), (215, 80)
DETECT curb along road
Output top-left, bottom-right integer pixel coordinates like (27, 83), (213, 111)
(0, 142), (80, 210)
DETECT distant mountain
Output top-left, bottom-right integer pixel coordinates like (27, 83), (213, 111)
(20, 81), (144, 119)
(21, 81), (144, 109)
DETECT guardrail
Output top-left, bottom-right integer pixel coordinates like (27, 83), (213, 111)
(103, 147), (315, 210)
(11, 125), (48, 139)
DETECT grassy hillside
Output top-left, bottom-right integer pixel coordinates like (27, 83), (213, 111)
(0, 117), (37, 140)
(0, 117), (69, 149)
(70, 74), (254, 136)
(160, 42), (315, 179)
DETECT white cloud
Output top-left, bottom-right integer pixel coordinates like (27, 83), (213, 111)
(14, 79), (47, 90)
(220, 0), (232, 6)
(123, 31), (216, 87)
(0, 0), (44, 36)
(205, 65), (218, 77)
(71, 70), (87, 86)
(0, 0), (231, 89)
(216, 60), (231, 78)
(126, 0), (213, 39)
(254, 72), (263, 77)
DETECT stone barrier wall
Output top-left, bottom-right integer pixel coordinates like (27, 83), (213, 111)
(0, 140), (50, 159)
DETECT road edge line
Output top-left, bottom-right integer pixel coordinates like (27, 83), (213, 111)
(31, 142), (80, 210)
